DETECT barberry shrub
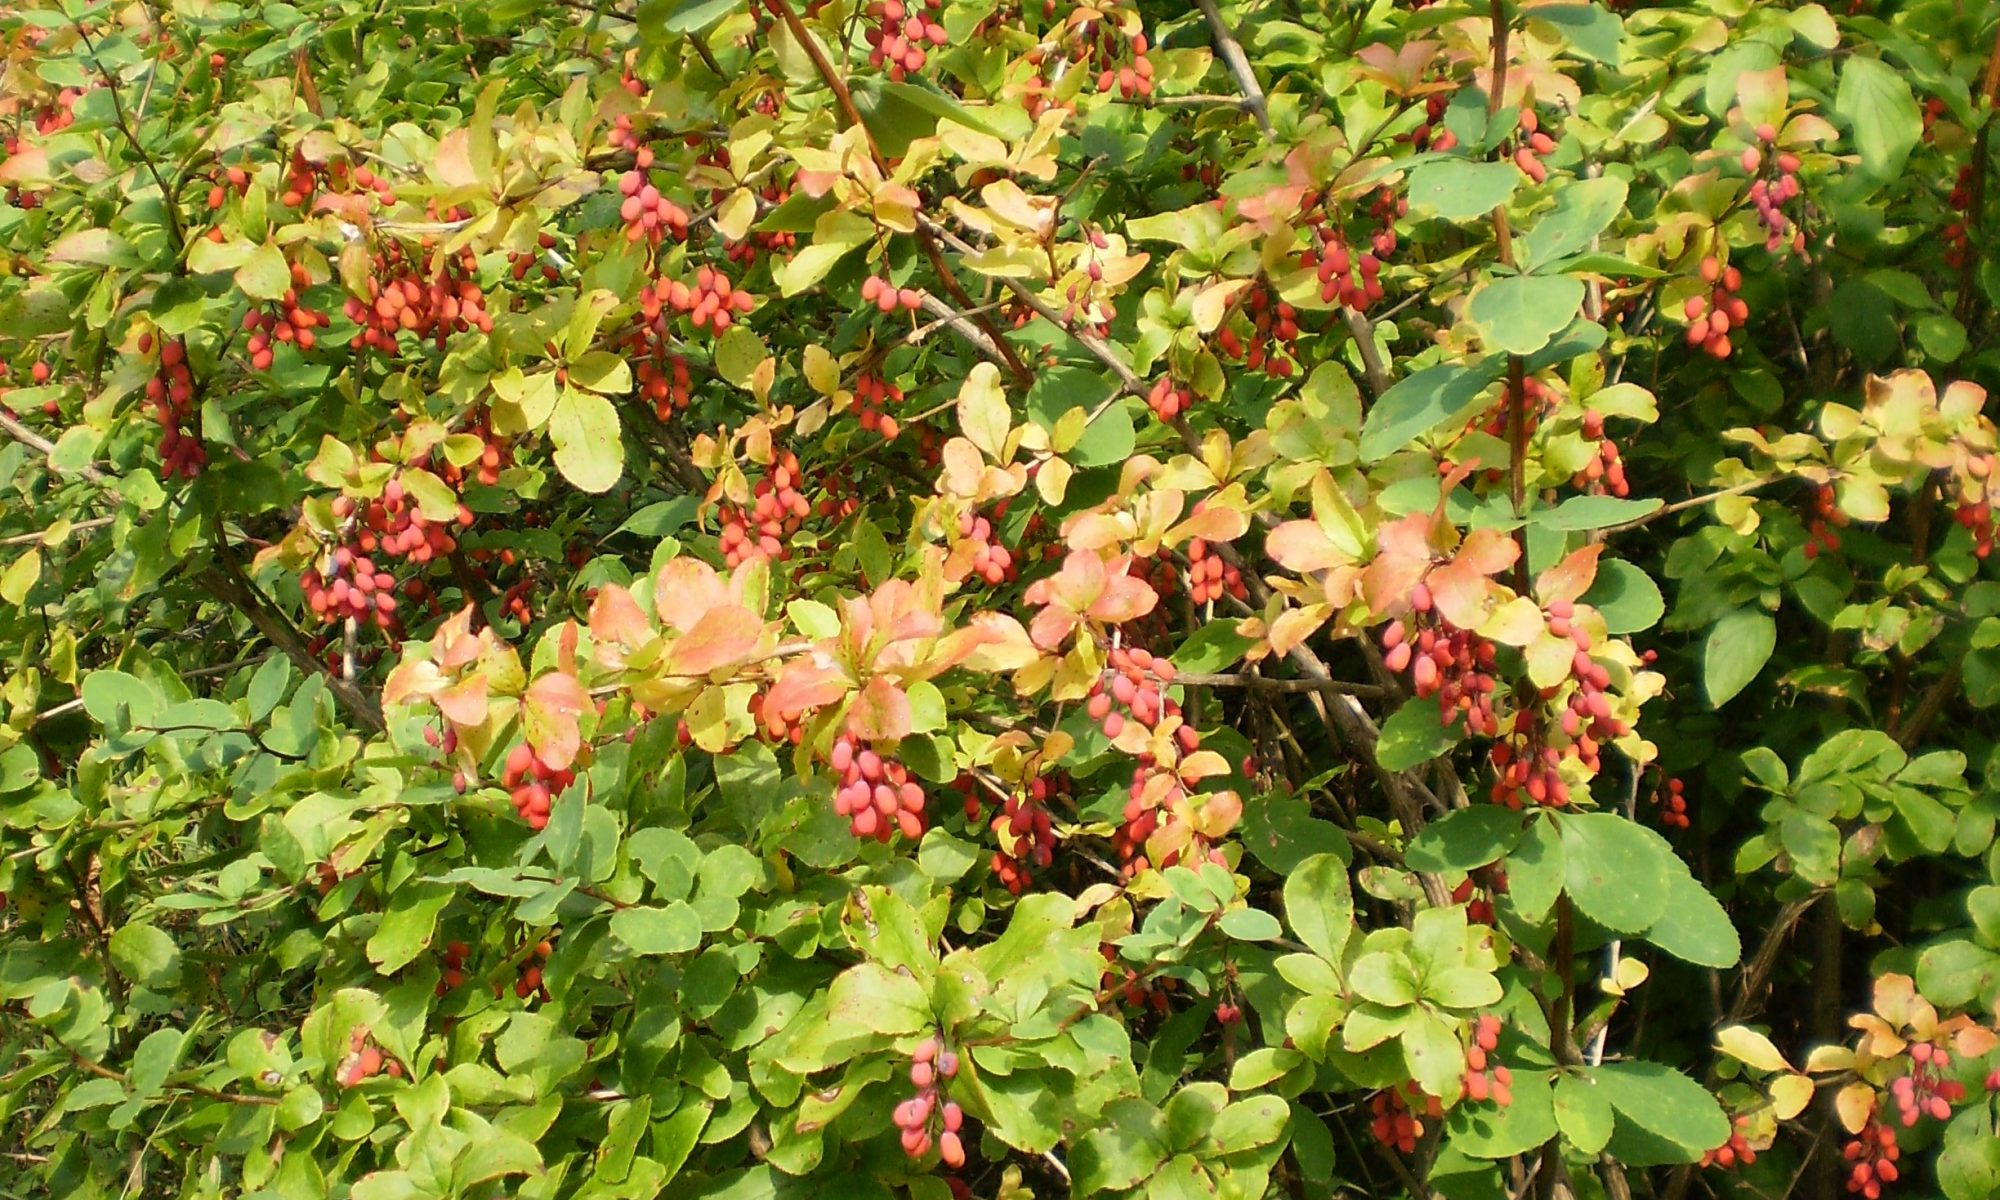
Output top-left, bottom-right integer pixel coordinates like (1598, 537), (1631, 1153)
(6, 1), (2000, 1198)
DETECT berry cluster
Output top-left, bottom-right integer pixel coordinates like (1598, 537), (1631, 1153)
(953, 509), (1016, 586)
(1683, 256), (1747, 360)
(278, 149), (319, 209)
(1451, 867), (1508, 924)
(719, 452), (810, 566)
(303, 546), (400, 628)
(334, 1029), (399, 1088)
(1075, 17), (1154, 99)
(1102, 945), (1176, 1013)
(342, 478), (474, 565)
(1513, 108), (1556, 183)
(861, 274), (923, 315)
(617, 157), (692, 246)
(243, 264), (328, 369)
(1804, 484), (1850, 559)
(831, 734), (927, 841)
(1953, 471), (1996, 559)
(854, 372), (904, 440)
(509, 232), (564, 284)
(1412, 94), (1459, 153)
(1701, 1115), (1760, 1170)
(343, 241), (494, 355)
(436, 939), (473, 995)
(1890, 1041), (1966, 1125)
(751, 689), (807, 746)
(1653, 776), (1690, 830)
(503, 743), (575, 831)
(1085, 646), (1184, 742)
(1304, 225), (1386, 311)
(204, 165), (251, 211)
(866, 0), (948, 81)
(664, 265), (755, 334)
(1184, 539), (1245, 605)
(1740, 125), (1807, 256)
(894, 1036), (966, 1166)
(1380, 595), (1501, 737)
(1146, 376), (1195, 422)
(1843, 1118), (1901, 1198)
(985, 775), (1058, 893)
(1215, 285), (1300, 378)
(514, 937), (553, 1000)
(1491, 601), (1626, 808)
(436, 419), (514, 490)
(1945, 165), (1974, 269)
(1369, 1083), (1443, 1154)
(1573, 410), (1631, 498)
(138, 333), (205, 479)
(1461, 1014), (1514, 1104)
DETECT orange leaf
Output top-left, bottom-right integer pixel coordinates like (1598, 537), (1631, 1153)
(1537, 545), (1603, 606)
(589, 584), (654, 667)
(523, 672), (588, 771)
(1267, 521), (1345, 574)
(764, 656), (850, 717)
(847, 675), (913, 741)
(436, 675), (490, 727)
(668, 605), (762, 677)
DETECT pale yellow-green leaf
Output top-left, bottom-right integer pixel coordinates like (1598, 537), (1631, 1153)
(1716, 1026), (1792, 1074)
(549, 388), (624, 494)
(957, 363), (1011, 461)
(0, 552), (39, 606)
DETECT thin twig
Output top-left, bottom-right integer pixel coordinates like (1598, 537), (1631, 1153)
(1193, 0), (1274, 135)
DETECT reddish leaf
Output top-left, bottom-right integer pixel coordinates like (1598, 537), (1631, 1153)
(847, 675), (913, 741)
(523, 671), (588, 771)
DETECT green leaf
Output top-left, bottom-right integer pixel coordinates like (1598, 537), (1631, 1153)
(617, 496), (700, 537)
(1072, 1099), (1171, 1193)
(1505, 814), (1565, 923)
(1643, 868), (1740, 967)
(236, 241), (292, 302)
(1284, 853), (1354, 964)
(110, 923), (183, 989)
(1938, 1105), (2000, 1200)
(772, 209), (873, 296)
(1358, 362), (1503, 463)
(611, 903), (703, 956)
(1557, 812), (1674, 933)
(1403, 1009), (1467, 1100)
(1592, 1060), (1728, 1161)
(1520, 177), (1629, 270)
(1704, 610), (1776, 706)
(549, 388), (625, 494)
(567, 350), (632, 395)
(1580, 559), (1664, 634)
(1219, 908), (1283, 941)
(827, 961), (931, 1036)
(1406, 806), (1529, 873)
(1554, 1074), (1615, 1155)
(1836, 57), (1923, 181)
(1375, 696), (1467, 771)
(1532, 495), (1660, 531)
(1466, 275), (1588, 357)
(1171, 618), (1257, 673)
(636, 0), (735, 38)
(1524, 4), (1625, 63)
(1423, 967), (1503, 1009)
(1349, 952), (1419, 1006)
(1445, 1070), (1557, 1158)
(1404, 160), (1522, 222)
(366, 882), (451, 974)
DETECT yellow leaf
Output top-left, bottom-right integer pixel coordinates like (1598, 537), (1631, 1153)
(1716, 1026), (1793, 1074)
(715, 187), (758, 243)
(1036, 457), (1074, 505)
(1770, 1074), (1814, 1121)
(1804, 1045), (1855, 1074)
(956, 363), (1012, 461)
(1833, 1082), (1876, 1135)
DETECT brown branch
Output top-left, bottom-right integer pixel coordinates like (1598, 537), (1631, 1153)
(1173, 671), (1395, 699)
(761, 0), (1033, 386)
(1193, 0), (1274, 136)
(205, 546), (386, 734)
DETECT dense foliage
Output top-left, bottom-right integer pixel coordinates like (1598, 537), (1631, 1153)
(8, 0), (2000, 1196)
